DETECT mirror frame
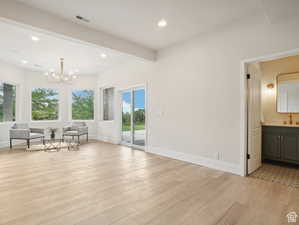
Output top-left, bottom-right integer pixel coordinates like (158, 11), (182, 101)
(276, 71), (299, 114)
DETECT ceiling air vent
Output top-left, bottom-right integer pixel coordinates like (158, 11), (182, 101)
(75, 15), (90, 23)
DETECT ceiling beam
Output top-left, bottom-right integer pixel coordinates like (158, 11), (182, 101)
(0, 0), (156, 61)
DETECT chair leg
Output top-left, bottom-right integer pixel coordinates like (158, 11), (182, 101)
(42, 137), (45, 145)
(10, 139), (12, 149)
(86, 133), (88, 142)
(27, 139), (30, 149)
(78, 135), (80, 144)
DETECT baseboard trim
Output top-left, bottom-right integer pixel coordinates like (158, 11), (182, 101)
(97, 136), (119, 145)
(147, 147), (242, 176)
(0, 141), (9, 149)
(0, 140), (25, 149)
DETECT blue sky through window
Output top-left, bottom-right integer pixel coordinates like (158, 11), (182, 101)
(122, 89), (145, 113)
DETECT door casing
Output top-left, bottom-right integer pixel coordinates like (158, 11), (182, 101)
(241, 48), (299, 176)
(119, 85), (147, 150)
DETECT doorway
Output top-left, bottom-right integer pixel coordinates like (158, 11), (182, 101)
(245, 53), (299, 187)
(120, 87), (146, 149)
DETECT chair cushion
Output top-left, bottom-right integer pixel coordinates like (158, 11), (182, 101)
(72, 122), (86, 128)
(30, 133), (43, 139)
(12, 123), (29, 130)
(64, 131), (79, 136)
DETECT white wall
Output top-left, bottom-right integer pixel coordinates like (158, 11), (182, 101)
(0, 62), (99, 148)
(97, 15), (299, 175)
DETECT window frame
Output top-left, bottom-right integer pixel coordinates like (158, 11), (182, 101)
(70, 88), (95, 122)
(101, 86), (115, 122)
(30, 87), (61, 122)
(0, 81), (18, 124)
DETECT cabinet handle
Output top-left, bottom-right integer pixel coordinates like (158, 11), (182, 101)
(281, 136), (283, 142)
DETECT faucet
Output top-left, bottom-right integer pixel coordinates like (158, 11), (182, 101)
(289, 113), (293, 125)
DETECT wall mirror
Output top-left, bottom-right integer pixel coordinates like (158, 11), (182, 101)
(277, 72), (299, 113)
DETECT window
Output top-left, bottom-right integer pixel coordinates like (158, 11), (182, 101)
(31, 88), (59, 121)
(0, 82), (16, 122)
(103, 87), (114, 121)
(72, 89), (94, 120)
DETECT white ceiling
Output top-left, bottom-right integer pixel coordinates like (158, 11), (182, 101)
(0, 21), (131, 75)
(15, 0), (299, 50)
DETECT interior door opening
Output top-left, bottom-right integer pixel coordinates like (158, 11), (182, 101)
(121, 87), (146, 149)
(246, 53), (299, 187)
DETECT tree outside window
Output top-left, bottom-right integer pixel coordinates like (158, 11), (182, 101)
(32, 88), (59, 121)
(72, 90), (94, 120)
(0, 82), (16, 122)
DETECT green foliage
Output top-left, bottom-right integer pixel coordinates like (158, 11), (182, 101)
(72, 90), (94, 120)
(122, 109), (145, 131)
(134, 109), (145, 124)
(32, 88), (59, 121)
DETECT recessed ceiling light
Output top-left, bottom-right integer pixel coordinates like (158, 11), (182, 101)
(101, 53), (107, 59)
(31, 36), (40, 42)
(21, 60), (28, 64)
(157, 19), (167, 28)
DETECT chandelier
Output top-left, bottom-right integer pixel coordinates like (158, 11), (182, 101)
(45, 58), (77, 83)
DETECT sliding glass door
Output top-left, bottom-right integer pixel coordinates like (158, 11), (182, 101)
(133, 89), (145, 146)
(121, 87), (146, 148)
(121, 91), (132, 145)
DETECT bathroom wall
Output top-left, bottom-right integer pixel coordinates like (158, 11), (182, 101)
(261, 55), (299, 123)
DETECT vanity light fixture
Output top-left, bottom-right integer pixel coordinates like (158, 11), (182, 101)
(267, 83), (274, 89)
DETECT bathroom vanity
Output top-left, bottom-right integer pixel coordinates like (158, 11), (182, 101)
(262, 124), (299, 165)
(261, 72), (299, 165)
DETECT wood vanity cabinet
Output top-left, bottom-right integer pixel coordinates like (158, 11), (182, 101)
(262, 126), (299, 164)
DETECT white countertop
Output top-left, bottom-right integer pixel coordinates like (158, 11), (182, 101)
(262, 122), (299, 127)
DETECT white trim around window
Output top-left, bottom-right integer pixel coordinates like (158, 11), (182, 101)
(99, 86), (115, 122)
(0, 80), (19, 123)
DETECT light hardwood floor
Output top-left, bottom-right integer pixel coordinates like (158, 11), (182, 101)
(0, 141), (298, 225)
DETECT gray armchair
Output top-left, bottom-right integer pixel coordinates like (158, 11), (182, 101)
(10, 123), (45, 149)
(62, 122), (88, 144)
